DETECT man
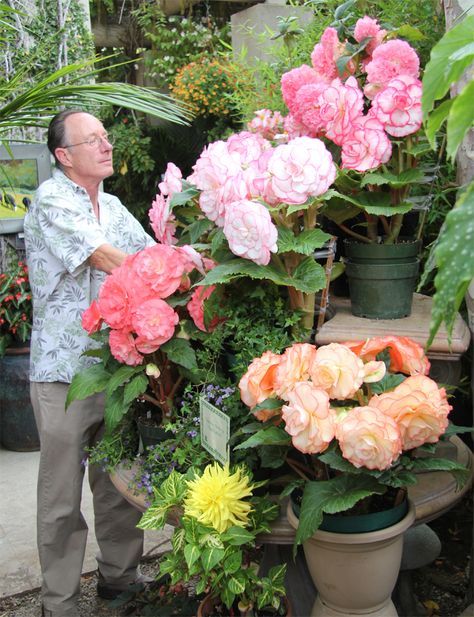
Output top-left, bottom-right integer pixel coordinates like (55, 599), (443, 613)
(24, 109), (155, 617)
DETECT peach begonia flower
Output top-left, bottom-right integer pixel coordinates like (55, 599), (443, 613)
(158, 162), (182, 197)
(370, 75), (422, 138)
(342, 336), (430, 376)
(131, 297), (179, 346)
(335, 406), (402, 470)
(239, 350), (281, 420)
(98, 271), (132, 330)
(274, 343), (318, 399)
(132, 244), (187, 299)
(223, 199), (278, 266)
(81, 300), (103, 334)
(187, 285), (220, 333)
(266, 136), (336, 205)
(340, 115), (392, 172)
(363, 360), (386, 383)
(309, 342), (365, 400)
(109, 328), (143, 366)
(369, 375), (451, 450)
(282, 382), (334, 454)
(318, 76), (364, 146)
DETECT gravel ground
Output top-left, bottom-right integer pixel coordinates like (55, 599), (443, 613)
(1, 492), (472, 617)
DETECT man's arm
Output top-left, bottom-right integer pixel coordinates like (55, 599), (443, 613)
(89, 243), (128, 274)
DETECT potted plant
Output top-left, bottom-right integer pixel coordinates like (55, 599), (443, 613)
(277, 8), (433, 318)
(138, 462), (290, 616)
(236, 335), (471, 616)
(0, 255), (39, 450)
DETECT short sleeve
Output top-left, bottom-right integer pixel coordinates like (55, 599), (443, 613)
(36, 191), (107, 274)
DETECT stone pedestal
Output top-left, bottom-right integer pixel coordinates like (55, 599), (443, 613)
(231, 0), (313, 65)
(316, 293), (471, 386)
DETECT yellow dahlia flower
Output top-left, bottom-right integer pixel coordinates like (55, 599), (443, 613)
(184, 463), (254, 533)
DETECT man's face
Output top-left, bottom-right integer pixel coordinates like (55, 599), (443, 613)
(57, 113), (114, 185)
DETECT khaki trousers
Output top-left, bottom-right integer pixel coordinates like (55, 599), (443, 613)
(31, 382), (144, 617)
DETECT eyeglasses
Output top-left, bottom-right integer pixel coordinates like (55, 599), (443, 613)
(63, 134), (114, 149)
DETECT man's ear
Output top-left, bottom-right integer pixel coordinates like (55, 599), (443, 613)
(55, 147), (72, 168)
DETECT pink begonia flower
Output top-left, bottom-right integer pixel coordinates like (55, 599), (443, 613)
(309, 342), (365, 399)
(363, 360), (386, 383)
(281, 64), (320, 114)
(340, 116), (392, 172)
(283, 114), (317, 140)
(318, 77), (364, 146)
(188, 140), (241, 192)
(369, 375), (451, 450)
(81, 300), (103, 334)
(132, 244), (187, 298)
(282, 382), (334, 454)
(310, 27), (348, 81)
(98, 272), (132, 330)
(176, 245), (207, 275)
(109, 329), (143, 366)
(131, 297), (178, 345)
(267, 137), (336, 204)
(187, 285), (220, 333)
(335, 406), (402, 470)
(148, 193), (177, 245)
(342, 336), (430, 376)
(158, 162), (182, 196)
(223, 199), (278, 266)
(365, 39), (420, 94)
(247, 109), (285, 140)
(354, 16), (387, 56)
(239, 350), (281, 419)
(370, 75), (422, 137)
(274, 343), (318, 399)
(294, 82), (328, 131)
(226, 130), (270, 165)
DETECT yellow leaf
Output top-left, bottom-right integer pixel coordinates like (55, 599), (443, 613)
(120, 161), (128, 176)
(423, 599), (440, 615)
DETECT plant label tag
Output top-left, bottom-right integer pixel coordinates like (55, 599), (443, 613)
(199, 397), (230, 465)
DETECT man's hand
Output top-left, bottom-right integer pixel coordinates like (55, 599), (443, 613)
(89, 243), (127, 274)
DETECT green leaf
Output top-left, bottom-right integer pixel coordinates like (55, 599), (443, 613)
(65, 363), (111, 409)
(123, 373), (149, 406)
(234, 426), (291, 450)
(394, 25), (425, 41)
(422, 15), (474, 117)
(104, 387), (130, 433)
(201, 546), (225, 573)
(184, 543), (200, 569)
(295, 475), (385, 546)
(227, 571), (247, 596)
(425, 98), (453, 148)
(105, 364), (144, 398)
(169, 185), (199, 207)
(185, 218), (213, 244)
(360, 168), (425, 189)
(198, 258), (326, 293)
(221, 526), (254, 546)
(277, 227), (332, 255)
(160, 337), (198, 371)
(369, 372), (406, 394)
(428, 180), (474, 345)
(223, 549), (243, 574)
(446, 80), (474, 161)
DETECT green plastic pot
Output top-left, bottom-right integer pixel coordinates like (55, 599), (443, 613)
(344, 240), (421, 319)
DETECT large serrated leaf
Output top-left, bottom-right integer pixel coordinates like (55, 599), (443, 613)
(360, 168), (425, 188)
(104, 387), (130, 433)
(160, 337), (198, 371)
(277, 227), (332, 255)
(234, 426), (291, 450)
(428, 180), (474, 344)
(198, 258), (326, 293)
(169, 185), (199, 207)
(105, 364), (143, 397)
(123, 373), (149, 405)
(65, 363), (111, 409)
(295, 475), (385, 546)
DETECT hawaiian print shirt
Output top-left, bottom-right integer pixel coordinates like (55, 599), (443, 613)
(24, 169), (154, 383)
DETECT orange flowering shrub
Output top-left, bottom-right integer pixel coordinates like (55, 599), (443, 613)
(170, 56), (243, 118)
